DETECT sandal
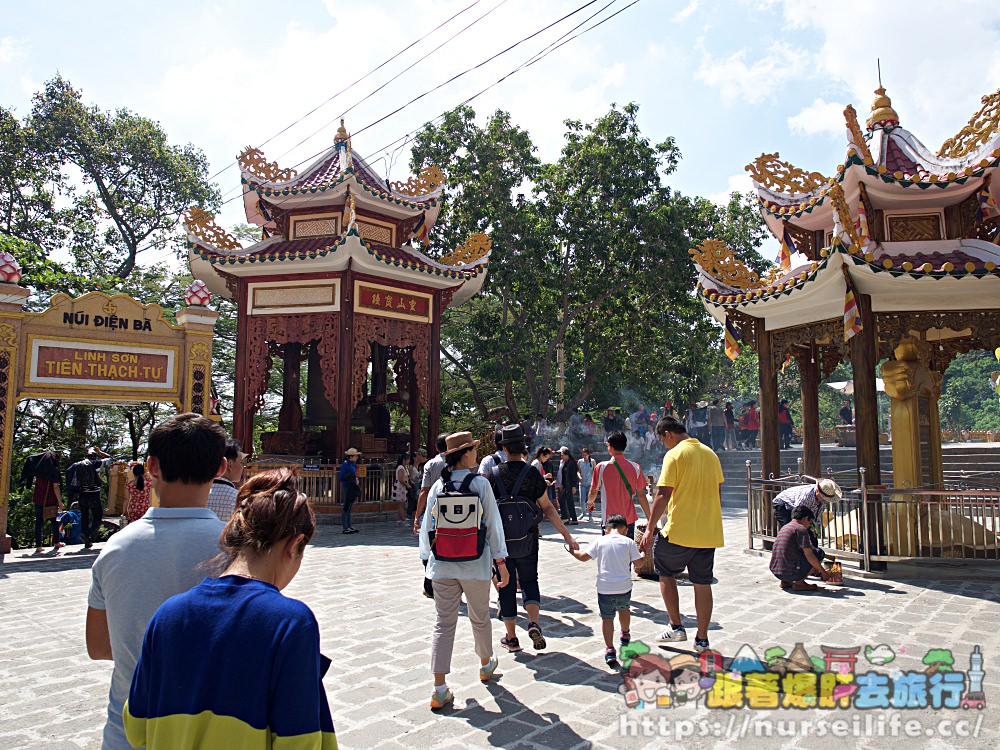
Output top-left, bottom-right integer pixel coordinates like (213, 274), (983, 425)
(791, 581), (819, 592)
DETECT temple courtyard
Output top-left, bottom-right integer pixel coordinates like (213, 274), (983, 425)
(1, 512), (997, 749)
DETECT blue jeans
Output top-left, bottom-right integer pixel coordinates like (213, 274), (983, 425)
(341, 483), (359, 530)
(498, 551), (541, 621)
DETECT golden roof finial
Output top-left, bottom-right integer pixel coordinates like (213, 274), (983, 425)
(866, 86), (899, 131)
(335, 118), (348, 143)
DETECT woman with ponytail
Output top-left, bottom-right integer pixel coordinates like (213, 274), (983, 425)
(124, 463), (150, 523)
(123, 468), (337, 749)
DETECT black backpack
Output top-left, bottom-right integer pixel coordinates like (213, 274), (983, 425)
(430, 474), (487, 562)
(492, 464), (543, 558)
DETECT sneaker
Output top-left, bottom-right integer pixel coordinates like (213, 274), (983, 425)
(430, 688), (454, 710)
(694, 637), (710, 653)
(605, 647), (618, 666)
(656, 625), (687, 643)
(527, 622), (546, 650)
(501, 635), (522, 653)
(620, 630), (631, 647)
(479, 654), (499, 682)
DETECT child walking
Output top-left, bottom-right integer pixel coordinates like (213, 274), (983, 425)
(567, 513), (643, 666)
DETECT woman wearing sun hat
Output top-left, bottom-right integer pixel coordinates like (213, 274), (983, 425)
(419, 431), (509, 711)
(339, 448), (362, 534)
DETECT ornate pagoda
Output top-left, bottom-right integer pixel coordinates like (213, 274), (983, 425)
(692, 86), (1000, 559)
(185, 121), (489, 459)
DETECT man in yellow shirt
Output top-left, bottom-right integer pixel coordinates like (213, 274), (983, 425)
(639, 416), (724, 653)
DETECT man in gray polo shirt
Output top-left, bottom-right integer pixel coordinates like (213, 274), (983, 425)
(86, 413), (228, 750)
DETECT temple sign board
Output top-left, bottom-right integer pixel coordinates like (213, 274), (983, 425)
(0, 284), (218, 556)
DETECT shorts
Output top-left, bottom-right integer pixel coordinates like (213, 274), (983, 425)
(653, 535), (716, 585)
(597, 590), (632, 619)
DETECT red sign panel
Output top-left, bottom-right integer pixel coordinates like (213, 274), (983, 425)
(356, 284), (431, 321)
(34, 345), (172, 386)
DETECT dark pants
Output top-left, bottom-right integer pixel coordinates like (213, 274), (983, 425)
(558, 487), (577, 522)
(406, 485), (418, 518)
(779, 423), (792, 449)
(774, 504), (792, 529)
(341, 483), (359, 530)
(773, 555), (815, 583)
(33, 505), (58, 548)
(79, 491), (102, 544)
(498, 552), (541, 620)
(711, 427), (725, 450)
(422, 558), (434, 598)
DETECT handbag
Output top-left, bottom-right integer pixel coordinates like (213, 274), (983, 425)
(42, 504), (58, 521)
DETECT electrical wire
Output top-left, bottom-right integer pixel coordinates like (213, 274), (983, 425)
(205, 0), (487, 183)
(213, 0), (643, 212)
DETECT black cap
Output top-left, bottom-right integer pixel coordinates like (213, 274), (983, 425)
(497, 423), (525, 445)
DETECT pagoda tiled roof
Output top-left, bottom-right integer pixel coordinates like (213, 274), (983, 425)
(187, 231), (485, 280)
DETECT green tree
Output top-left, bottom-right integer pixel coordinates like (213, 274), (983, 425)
(30, 75), (219, 279)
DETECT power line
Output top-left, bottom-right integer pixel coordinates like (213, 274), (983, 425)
(205, 0), (487, 183)
(215, 0), (643, 213)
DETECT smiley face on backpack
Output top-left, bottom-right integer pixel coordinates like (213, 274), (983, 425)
(437, 500), (479, 528)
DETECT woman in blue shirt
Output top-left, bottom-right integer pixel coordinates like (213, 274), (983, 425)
(123, 469), (336, 749)
(339, 448), (361, 534)
(419, 431), (509, 710)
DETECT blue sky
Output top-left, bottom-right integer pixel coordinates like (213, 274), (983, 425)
(2, 0), (999, 265)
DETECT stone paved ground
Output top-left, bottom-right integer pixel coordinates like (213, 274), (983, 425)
(1, 509), (998, 749)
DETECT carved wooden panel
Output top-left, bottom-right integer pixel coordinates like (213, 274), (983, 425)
(246, 314), (340, 415)
(876, 311), (1000, 371)
(357, 220), (394, 246)
(293, 217), (339, 238)
(352, 314), (430, 411)
(887, 215), (942, 242)
(785, 222), (816, 260)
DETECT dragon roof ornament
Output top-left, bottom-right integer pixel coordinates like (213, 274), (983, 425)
(746, 152), (830, 196)
(438, 232), (491, 266)
(938, 88), (1000, 159)
(184, 207), (242, 251)
(843, 105), (873, 164)
(238, 146), (298, 182)
(689, 239), (761, 290)
(391, 165), (445, 197)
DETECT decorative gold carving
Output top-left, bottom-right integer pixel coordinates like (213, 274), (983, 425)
(184, 207), (243, 251)
(391, 165), (445, 197)
(439, 233), (492, 266)
(0, 324), (16, 347)
(689, 239), (760, 290)
(760, 266), (784, 286)
(745, 152), (829, 195)
(190, 341), (210, 362)
(844, 105), (873, 163)
(237, 146), (298, 182)
(876, 311), (1000, 373)
(828, 184), (860, 247)
(938, 88), (1000, 158)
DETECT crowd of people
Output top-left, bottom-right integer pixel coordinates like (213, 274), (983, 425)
(45, 395), (850, 746)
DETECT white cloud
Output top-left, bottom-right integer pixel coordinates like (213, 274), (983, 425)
(0, 36), (28, 64)
(787, 98), (845, 137)
(709, 173), (754, 205)
(695, 41), (811, 106)
(674, 0), (698, 22)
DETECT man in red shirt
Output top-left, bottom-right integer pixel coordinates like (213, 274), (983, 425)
(586, 431), (651, 538)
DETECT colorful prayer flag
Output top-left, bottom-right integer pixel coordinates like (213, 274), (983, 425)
(856, 202), (870, 244)
(779, 226), (795, 269)
(724, 315), (741, 361)
(412, 213), (429, 243)
(977, 183), (997, 223)
(844, 280), (863, 341)
(780, 353), (793, 374)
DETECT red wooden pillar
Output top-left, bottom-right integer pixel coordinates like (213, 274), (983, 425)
(427, 293), (442, 452)
(337, 268), (355, 458)
(232, 280), (253, 451)
(798, 350), (821, 477)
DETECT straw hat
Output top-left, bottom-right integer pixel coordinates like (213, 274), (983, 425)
(816, 478), (842, 501)
(443, 431), (479, 455)
(345, 447), (361, 457)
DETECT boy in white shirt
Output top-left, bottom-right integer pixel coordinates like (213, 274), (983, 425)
(568, 513), (644, 666)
